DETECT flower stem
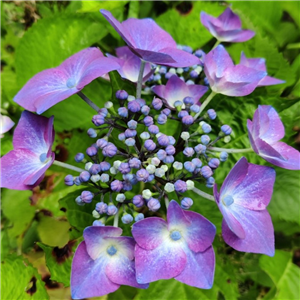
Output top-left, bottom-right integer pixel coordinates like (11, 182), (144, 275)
(77, 91), (100, 112)
(164, 196), (170, 208)
(208, 147), (254, 153)
(113, 210), (119, 227)
(193, 91), (216, 120)
(212, 40), (221, 49)
(136, 60), (146, 99)
(192, 187), (215, 202)
(53, 160), (85, 173)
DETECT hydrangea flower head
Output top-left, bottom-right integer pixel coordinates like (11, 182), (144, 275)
(132, 200), (216, 288)
(200, 7), (255, 43)
(240, 52), (285, 87)
(247, 105), (300, 170)
(204, 45), (267, 96)
(71, 226), (148, 299)
(152, 75), (208, 109)
(0, 114), (15, 138)
(0, 111), (54, 190)
(100, 10), (200, 67)
(107, 46), (153, 82)
(14, 48), (120, 114)
(213, 157), (275, 256)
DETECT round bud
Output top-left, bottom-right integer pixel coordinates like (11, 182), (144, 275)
(121, 214), (133, 224)
(181, 197), (193, 209)
(147, 198), (161, 212)
(111, 180), (123, 192)
(64, 175), (74, 186)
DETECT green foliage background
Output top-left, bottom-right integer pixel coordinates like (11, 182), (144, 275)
(1, 1), (299, 300)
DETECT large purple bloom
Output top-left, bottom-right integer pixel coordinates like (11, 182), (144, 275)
(100, 10), (200, 67)
(152, 75), (208, 109)
(204, 45), (266, 96)
(213, 157), (275, 256)
(0, 114), (15, 138)
(107, 46), (154, 82)
(132, 200), (216, 288)
(200, 7), (255, 43)
(240, 52), (285, 87)
(0, 111), (54, 190)
(247, 105), (300, 170)
(71, 226), (148, 299)
(14, 48), (120, 114)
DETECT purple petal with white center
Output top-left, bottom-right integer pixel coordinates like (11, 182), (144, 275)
(167, 200), (191, 230)
(104, 236), (135, 260)
(134, 242), (187, 283)
(175, 246), (215, 289)
(83, 226), (122, 260)
(222, 209), (274, 256)
(183, 210), (216, 252)
(106, 252), (148, 289)
(132, 217), (168, 250)
(0, 115), (14, 136)
(71, 242), (119, 299)
(14, 48), (120, 114)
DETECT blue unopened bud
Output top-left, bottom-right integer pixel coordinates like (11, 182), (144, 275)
(207, 109), (217, 120)
(157, 149), (167, 160)
(118, 107), (128, 118)
(183, 96), (194, 106)
(98, 108), (108, 117)
(102, 143), (117, 157)
(79, 171), (91, 182)
(184, 161), (196, 173)
(190, 104), (200, 113)
(96, 202), (108, 214)
(174, 180), (187, 193)
(201, 166), (213, 179)
(133, 195), (144, 208)
(168, 136), (176, 145)
(174, 101), (183, 111)
(118, 133), (126, 141)
(74, 177), (81, 186)
(148, 125), (159, 134)
(221, 125), (232, 135)
(92, 115), (105, 126)
(147, 198), (161, 212)
(181, 197), (193, 209)
(141, 105), (150, 115)
(153, 74), (161, 81)
(89, 164), (101, 175)
(87, 128), (97, 138)
(143, 116), (154, 127)
(157, 134), (169, 146)
(144, 139), (156, 151)
(140, 132), (150, 140)
(182, 45), (193, 53)
(93, 220), (105, 226)
(107, 204), (118, 216)
(81, 191), (94, 203)
(204, 77), (209, 86)
(136, 169), (150, 182)
(182, 115), (194, 125)
(183, 147), (195, 157)
(206, 176), (215, 188)
(165, 145), (175, 155)
(165, 72), (175, 79)
(100, 161), (110, 172)
(75, 196), (85, 206)
(128, 100), (141, 112)
(162, 108), (171, 116)
(191, 158), (202, 168)
(127, 120), (137, 129)
(157, 114), (167, 125)
(152, 98), (163, 110)
(116, 193), (126, 202)
(111, 180), (123, 192)
(194, 49), (205, 58)
(75, 152), (84, 163)
(129, 157), (141, 169)
(178, 110), (189, 118)
(125, 138), (136, 146)
(190, 70), (199, 78)
(220, 151), (228, 162)
(135, 213), (145, 222)
(200, 135), (210, 145)
(100, 173), (109, 183)
(116, 89), (128, 100)
(208, 158), (220, 169)
(86, 146), (98, 157)
(121, 214), (133, 224)
(96, 138), (108, 149)
(202, 123), (212, 133)
(64, 175), (74, 186)
(118, 162), (131, 174)
(194, 144), (206, 154)
(125, 129), (137, 138)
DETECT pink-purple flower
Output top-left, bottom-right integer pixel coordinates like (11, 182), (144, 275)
(107, 46), (153, 82)
(0, 111), (55, 190)
(71, 226), (147, 299)
(100, 10), (200, 67)
(240, 52), (285, 87)
(152, 75), (208, 109)
(204, 45), (267, 96)
(200, 7), (255, 43)
(0, 114), (15, 138)
(132, 200), (216, 288)
(247, 105), (300, 170)
(14, 48), (120, 114)
(213, 157), (275, 256)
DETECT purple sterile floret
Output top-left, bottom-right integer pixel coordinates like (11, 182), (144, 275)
(100, 10), (200, 67)
(204, 45), (267, 97)
(71, 226), (148, 299)
(240, 52), (285, 87)
(14, 48), (120, 114)
(247, 105), (300, 170)
(200, 7), (255, 43)
(1, 111), (55, 190)
(152, 75), (207, 109)
(132, 200), (216, 288)
(213, 157), (276, 256)
(107, 46), (153, 83)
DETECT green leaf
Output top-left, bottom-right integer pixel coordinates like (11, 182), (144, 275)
(134, 279), (218, 300)
(38, 241), (79, 287)
(1, 254), (49, 300)
(156, 2), (224, 49)
(79, 1), (128, 13)
(259, 250), (300, 300)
